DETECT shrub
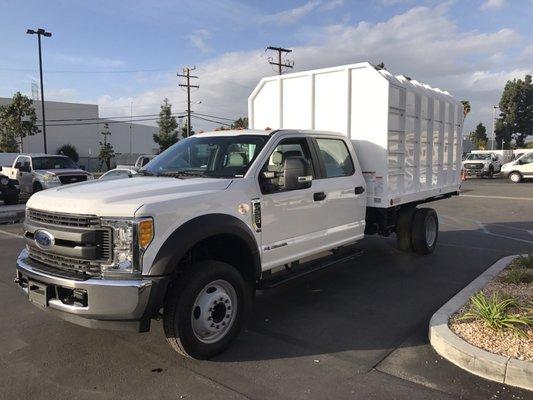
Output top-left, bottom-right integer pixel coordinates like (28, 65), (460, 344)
(514, 254), (533, 269)
(504, 268), (531, 284)
(57, 143), (79, 162)
(459, 292), (532, 335)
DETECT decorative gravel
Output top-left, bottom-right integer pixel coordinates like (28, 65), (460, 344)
(449, 261), (533, 361)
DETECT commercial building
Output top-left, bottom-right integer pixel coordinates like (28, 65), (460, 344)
(0, 97), (159, 171)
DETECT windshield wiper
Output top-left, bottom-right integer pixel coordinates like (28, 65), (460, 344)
(137, 170), (154, 176)
(159, 170), (209, 179)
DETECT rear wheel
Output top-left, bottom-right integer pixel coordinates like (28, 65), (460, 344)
(396, 207), (416, 252)
(33, 182), (43, 193)
(163, 260), (248, 359)
(411, 208), (438, 255)
(509, 171), (522, 183)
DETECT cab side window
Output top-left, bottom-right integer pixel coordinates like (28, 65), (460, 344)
(315, 138), (354, 178)
(260, 138), (314, 194)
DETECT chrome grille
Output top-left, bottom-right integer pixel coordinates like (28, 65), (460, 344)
(58, 175), (87, 184)
(464, 163), (483, 170)
(28, 247), (101, 276)
(27, 208), (99, 228)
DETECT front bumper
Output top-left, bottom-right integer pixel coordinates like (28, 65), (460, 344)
(40, 180), (62, 189)
(464, 168), (489, 176)
(15, 249), (169, 332)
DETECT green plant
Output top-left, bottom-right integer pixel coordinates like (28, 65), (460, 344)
(514, 254), (533, 269)
(504, 268), (531, 284)
(459, 292), (532, 335)
(57, 143), (79, 162)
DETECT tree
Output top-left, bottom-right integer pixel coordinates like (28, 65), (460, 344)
(461, 100), (471, 119)
(153, 98), (178, 151)
(497, 74), (533, 148)
(57, 144), (79, 162)
(98, 123), (115, 171)
(494, 119), (512, 149)
(0, 92), (39, 152)
(231, 117), (248, 130)
(180, 121), (194, 138)
(468, 123), (488, 150)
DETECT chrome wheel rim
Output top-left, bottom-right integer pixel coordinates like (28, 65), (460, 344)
(191, 279), (237, 344)
(425, 216), (437, 248)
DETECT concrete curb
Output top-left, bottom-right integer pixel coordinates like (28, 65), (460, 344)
(429, 255), (532, 391)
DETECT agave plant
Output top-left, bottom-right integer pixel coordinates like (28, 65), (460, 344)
(459, 292), (532, 335)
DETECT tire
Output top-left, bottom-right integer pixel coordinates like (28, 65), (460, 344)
(396, 207), (416, 252)
(163, 260), (249, 359)
(411, 208), (439, 255)
(33, 182), (43, 193)
(487, 166), (494, 179)
(3, 194), (19, 205)
(508, 171), (522, 183)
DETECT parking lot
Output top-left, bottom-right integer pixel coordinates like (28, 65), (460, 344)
(0, 178), (532, 400)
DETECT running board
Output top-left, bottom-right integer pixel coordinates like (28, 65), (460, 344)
(258, 247), (363, 289)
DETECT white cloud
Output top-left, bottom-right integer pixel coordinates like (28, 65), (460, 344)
(480, 0), (506, 11)
(263, 0), (321, 24)
(187, 29), (211, 53)
(97, 4), (527, 135)
(53, 54), (125, 68)
(46, 88), (78, 102)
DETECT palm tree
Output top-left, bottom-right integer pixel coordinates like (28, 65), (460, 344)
(461, 100), (471, 119)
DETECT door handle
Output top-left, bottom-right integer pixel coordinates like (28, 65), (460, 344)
(354, 186), (365, 195)
(313, 192), (326, 201)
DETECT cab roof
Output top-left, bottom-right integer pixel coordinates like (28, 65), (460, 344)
(193, 129), (346, 138)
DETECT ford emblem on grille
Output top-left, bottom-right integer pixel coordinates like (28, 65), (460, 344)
(34, 229), (55, 250)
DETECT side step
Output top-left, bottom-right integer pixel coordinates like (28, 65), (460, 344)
(258, 247), (363, 289)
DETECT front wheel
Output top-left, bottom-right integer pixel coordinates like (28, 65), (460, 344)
(508, 171), (522, 183)
(163, 260), (248, 359)
(411, 208), (439, 255)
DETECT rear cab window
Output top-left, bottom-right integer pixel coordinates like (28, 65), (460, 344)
(315, 138), (355, 178)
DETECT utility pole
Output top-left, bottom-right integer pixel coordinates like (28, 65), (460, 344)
(266, 46), (294, 75)
(491, 106), (498, 150)
(27, 28), (52, 153)
(177, 67), (199, 138)
(129, 100), (133, 163)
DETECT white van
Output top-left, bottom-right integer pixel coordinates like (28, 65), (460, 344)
(501, 152), (533, 182)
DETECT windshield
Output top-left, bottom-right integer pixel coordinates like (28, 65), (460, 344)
(142, 134), (269, 178)
(32, 156), (78, 170)
(466, 153), (491, 161)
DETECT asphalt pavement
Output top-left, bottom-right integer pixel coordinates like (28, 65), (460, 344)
(0, 178), (532, 400)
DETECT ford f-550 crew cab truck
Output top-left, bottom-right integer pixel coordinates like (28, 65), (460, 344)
(15, 63), (463, 359)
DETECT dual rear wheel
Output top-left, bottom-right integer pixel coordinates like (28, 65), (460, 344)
(396, 207), (438, 254)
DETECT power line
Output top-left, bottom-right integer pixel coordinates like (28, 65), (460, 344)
(266, 46), (294, 75)
(177, 66), (199, 138)
(0, 67), (172, 74)
(46, 115), (185, 127)
(191, 114), (232, 127)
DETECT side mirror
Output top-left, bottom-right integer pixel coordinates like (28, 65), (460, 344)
(284, 157), (312, 190)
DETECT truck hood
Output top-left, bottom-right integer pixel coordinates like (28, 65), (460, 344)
(34, 168), (89, 176)
(27, 177), (233, 216)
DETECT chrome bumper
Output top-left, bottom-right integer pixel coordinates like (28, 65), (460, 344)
(15, 249), (169, 332)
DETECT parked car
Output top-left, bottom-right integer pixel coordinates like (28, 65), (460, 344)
(2, 154), (94, 194)
(501, 152), (533, 182)
(0, 172), (20, 205)
(116, 154), (155, 171)
(461, 152), (502, 178)
(14, 63), (463, 359)
(99, 168), (138, 180)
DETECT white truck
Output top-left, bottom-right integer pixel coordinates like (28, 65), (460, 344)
(3, 154), (94, 194)
(461, 151), (502, 178)
(14, 63), (463, 359)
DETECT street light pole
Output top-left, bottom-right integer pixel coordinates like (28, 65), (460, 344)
(27, 28), (52, 153)
(491, 106), (498, 150)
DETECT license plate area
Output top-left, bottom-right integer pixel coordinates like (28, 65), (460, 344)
(28, 280), (50, 308)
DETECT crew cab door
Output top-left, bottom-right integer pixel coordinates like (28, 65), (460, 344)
(257, 136), (326, 270)
(311, 136), (366, 245)
(14, 156), (33, 192)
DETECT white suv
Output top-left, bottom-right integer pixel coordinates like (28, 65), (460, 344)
(501, 152), (533, 183)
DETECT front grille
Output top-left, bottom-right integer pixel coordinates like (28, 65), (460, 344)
(28, 209), (99, 228)
(58, 175), (87, 184)
(28, 247), (101, 277)
(464, 163), (483, 170)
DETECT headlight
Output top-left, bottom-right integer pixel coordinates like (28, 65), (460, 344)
(41, 174), (60, 183)
(86, 174), (94, 180)
(0, 177), (8, 186)
(101, 217), (154, 276)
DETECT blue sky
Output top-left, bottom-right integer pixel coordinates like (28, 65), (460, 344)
(0, 0), (532, 133)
